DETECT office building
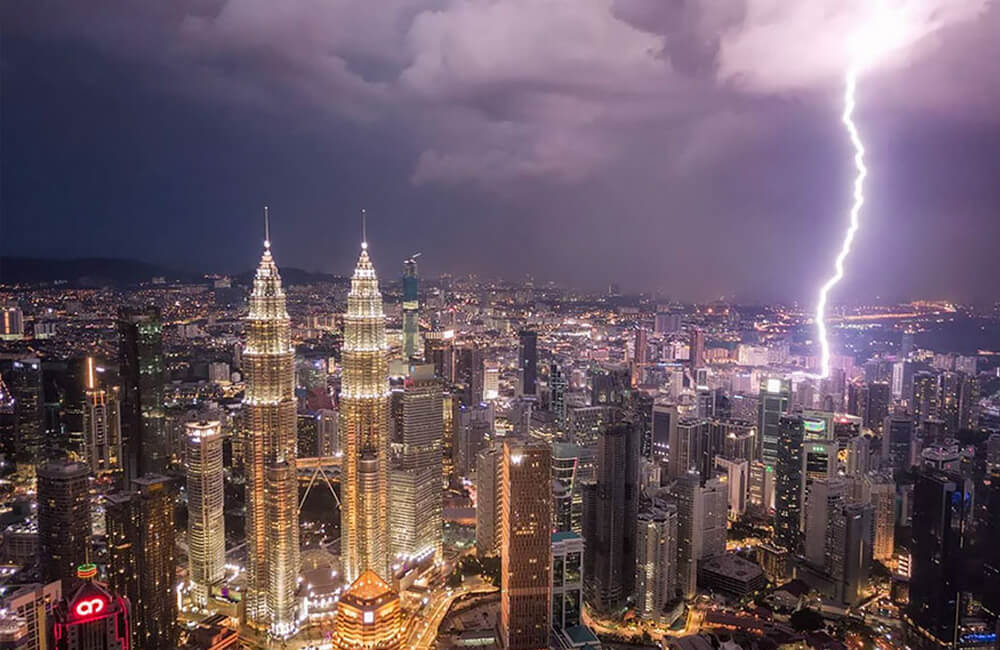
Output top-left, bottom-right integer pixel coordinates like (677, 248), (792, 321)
(0, 358), (43, 465)
(242, 235), (300, 636)
(774, 415), (805, 551)
(331, 571), (404, 650)
(758, 378), (790, 467)
(186, 421), (226, 608)
(713, 456), (749, 519)
(389, 364), (443, 563)
(804, 477), (846, 567)
(635, 504), (678, 621)
(582, 422), (639, 613)
(501, 440), (551, 650)
(671, 472), (727, 599)
(1, 582), (61, 650)
(483, 361), (500, 401)
(651, 403), (677, 462)
(551, 443), (595, 535)
(830, 503), (872, 605)
(475, 445), (501, 557)
(0, 306), (24, 340)
(906, 469), (973, 648)
(454, 401), (494, 478)
(689, 327), (705, 370)
(748, 460), (774, 511)
(864, 471), (896, 562)
(37, 460), (91, 590)
(105, 475), (176, 650)
(402, 255), (421, 362)
(668, 417), (701, 480)
(82, 357), (122, 477)
(51, 564), (130, 650)
(911, 372), (939, 428)
(117, 308), (166, 485)
(883, 415), (915, 474)
(551, 531), (584, 631)
(550, 364), (567, 429)
(518, 330), (538, 398)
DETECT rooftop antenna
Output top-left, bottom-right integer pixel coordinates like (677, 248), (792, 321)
(361, 208), (368, 250)
(264, 205), (271, 250)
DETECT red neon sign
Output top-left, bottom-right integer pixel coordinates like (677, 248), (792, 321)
(75, 597), (106, 617)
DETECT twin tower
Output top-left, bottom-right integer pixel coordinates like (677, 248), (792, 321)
(243, 226), (390, 639)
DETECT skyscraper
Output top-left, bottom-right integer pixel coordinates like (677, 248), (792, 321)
(671, 471), (727, 599)
(582, 421), (639, 612)
(758, 378), (790, 467)
(105, 475), (176, 650)
(37, 460), (91, 590)
(829, 502), (873, 605)
(186, 421), (226, 608)
(501, 440), (551, 650)
(475, 444), (501, 557)
(911, 371), (939, 429)
(82, 358), (122, 477)
(518, 330), (537, 399)
(388, 363), (443, 563)
(774, 415), (805, 551)
(689, 326), (705, 371)
(50, 564), (131, 650)
(117, 308), (166, 485)
(883, 415), (915, 474)
(635, 503), (678, 621)
(242, 233), (300, 636)
(0, 358), (43, 465)
(341, 235), (391, 582)
(402, 255), (421, 362)
(906, 469), (972, 648)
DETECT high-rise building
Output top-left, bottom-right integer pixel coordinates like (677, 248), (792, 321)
(632, 328), (648, 387)
(689, 327), (705, 371)
(242, 235), (300, 636)
(551, 443), (595, 535)
(0, 372), (14, 463)
(37, 460), (91, 590)
(829, 503), (873, 605)
(671, 472), (728, 598)
(402, 255), (421, 362)
(804, 477), (846, 568)
(1, 582), (61, 650)
(883, 415), (915, 474)
(389, 364), (443, 563)
(551, 531), (584, 633)
(0, 358), (44, 465)
(0, 306), (24, 340)
(906, 469), (972, 648)
(341, 237), (392, 582)
(668, 417), (701, 480)
(651, 403), (677, 462)
(331, 571), (404, 650)
(483, 361), (500, 401)
(864, 381), (891, 434)
(475, 445), (501, 557)
(51, 564), (131, 650)
(518, 330), (538, 399)
(550, 364), (567, 430)
(501, 440), (551, 650)
(105, 475), (176, 650)
(713, 456), (749, 519)
(186, 421), (226, 608)
(635, 504), (678, 621)
(453, 401), (494, 478)
(82, 358), (122, 477)
(758, 378), (790, 467)
(582, 422), (639, 613)
(911, 372), (939, 428)
(774, 415), (805, 551)
(117, 308), (166, 485)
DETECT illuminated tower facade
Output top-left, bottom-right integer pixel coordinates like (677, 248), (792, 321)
(243, 234), (300, 637)
(341, 236), (391, 582)
(82, 357), (122, 477)
(185, 421), (226, 608)
(402, 256), (420, 361)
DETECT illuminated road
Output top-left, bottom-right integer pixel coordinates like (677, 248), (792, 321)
(408, 582), (497, 650)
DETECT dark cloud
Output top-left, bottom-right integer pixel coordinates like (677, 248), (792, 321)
(2, 0), (998, 302)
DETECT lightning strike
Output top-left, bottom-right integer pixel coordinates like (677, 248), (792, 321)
(813, 3), (905, 379)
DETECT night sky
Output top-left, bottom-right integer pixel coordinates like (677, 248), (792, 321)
(2, 1), (998, 302)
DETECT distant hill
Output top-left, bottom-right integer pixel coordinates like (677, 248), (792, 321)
(0, 256), (344, 288)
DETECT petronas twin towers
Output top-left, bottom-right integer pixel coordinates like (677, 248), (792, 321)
(242, 218), (391, 642)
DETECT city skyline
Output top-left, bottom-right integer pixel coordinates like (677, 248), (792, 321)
(3, 2), (1000, 302)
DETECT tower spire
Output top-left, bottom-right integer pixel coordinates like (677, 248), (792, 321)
(264, 205), (271, 250)
(361, 208), (368, 250)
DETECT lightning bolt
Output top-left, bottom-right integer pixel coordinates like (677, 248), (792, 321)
(814, 62), (866, 379)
